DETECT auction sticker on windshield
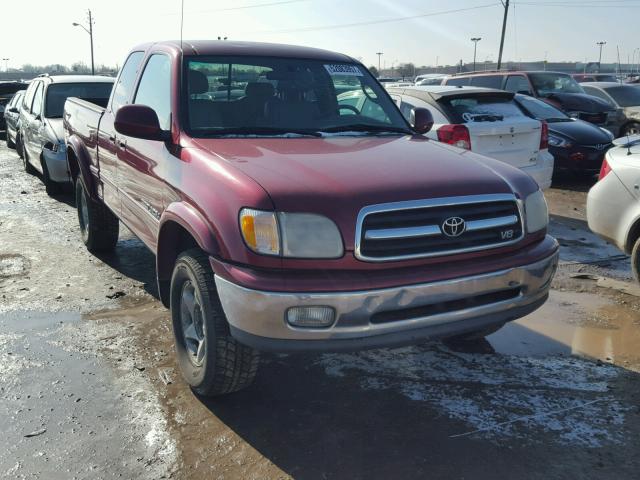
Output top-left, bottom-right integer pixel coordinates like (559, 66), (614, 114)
(324, 64), (363, 76)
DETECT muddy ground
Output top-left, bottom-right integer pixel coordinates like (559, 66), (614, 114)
(1, 135), (639, 480)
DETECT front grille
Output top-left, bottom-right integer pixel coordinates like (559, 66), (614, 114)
(370, 287), (522, 324)
(355, 194), (523, 262)
(578, 112), (607, 125)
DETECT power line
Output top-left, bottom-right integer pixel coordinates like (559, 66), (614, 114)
(158, 0), (311, 16)
(246, 3), (500, 35)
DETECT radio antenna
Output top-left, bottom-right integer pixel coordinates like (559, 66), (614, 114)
(180, 0), (185, 50)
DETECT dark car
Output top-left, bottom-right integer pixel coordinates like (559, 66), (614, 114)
(573, 73), (618, 83)
(0, 81), (28, 130)
(441, 71), (616, 132)
(2, 90), (26, 148)
(581, 82), (640, 136)
(514, 94), (613, 174)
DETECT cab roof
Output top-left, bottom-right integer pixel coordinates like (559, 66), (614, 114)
(135, 40), (355, 63)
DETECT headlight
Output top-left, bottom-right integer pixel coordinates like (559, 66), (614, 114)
(524, 190), (548, 233)
(239, 209), (343, 258)
(548, 134), (572, 148)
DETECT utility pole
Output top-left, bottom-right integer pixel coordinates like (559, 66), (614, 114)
(597, 41), (606, 72)
(471, 37), (481, 72)
(73, 10), (95, 75)
(376, 52), (383, 74)
(497, 0), (509, 70)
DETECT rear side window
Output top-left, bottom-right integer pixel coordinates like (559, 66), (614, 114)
(440, 95), (525, 123)
(469, 75), (503, 89)
(444, 77), (470, 87)
(134, 54), (172, 130)
(504, 75), (532, 95)
(111, 51), (145, 112)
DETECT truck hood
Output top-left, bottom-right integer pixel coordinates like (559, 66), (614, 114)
(542, 92), (613, 113)
(193, 136), (523, 220)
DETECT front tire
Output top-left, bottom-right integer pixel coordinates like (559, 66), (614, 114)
(632, 236), (640, 284)
(170, 249), (259, 396)
(6, 132), (16, 149)
(42, 156), (62, 196)
(75, 178), (119, 252)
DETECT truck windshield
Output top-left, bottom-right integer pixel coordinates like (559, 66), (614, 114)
(45, 82), (114, 118)
(184, 56), (411, 136)
(528, 73), (585, 97)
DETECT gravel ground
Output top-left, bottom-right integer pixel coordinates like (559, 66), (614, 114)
(1, 136), (640, 480)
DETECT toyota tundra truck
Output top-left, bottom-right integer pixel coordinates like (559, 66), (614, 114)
(63, 40), (559, 396)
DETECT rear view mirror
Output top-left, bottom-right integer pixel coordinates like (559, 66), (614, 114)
(114, 104), (170, 141)
(410, 107), (434, 134)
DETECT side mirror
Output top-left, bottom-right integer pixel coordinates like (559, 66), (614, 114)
(114, 104), (170, 141)
(410, 107), (434, 134)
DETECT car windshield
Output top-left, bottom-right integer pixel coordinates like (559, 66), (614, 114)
(184, 56), (410, 136)
(45, 82), (114, 118)
(529, 73), (585, 96)
(438, 95), (525, 123)
(603, 86), (640, 107)
(515, 94), (570, 122)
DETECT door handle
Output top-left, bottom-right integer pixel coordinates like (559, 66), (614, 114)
(118, 139), (127, 149)
(108, 135), (116, 142)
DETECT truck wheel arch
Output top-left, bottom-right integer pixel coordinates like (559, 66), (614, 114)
(156, 204), (221, 307)
(66, 137), (96, 199)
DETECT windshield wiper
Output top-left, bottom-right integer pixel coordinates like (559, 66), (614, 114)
(199, 126), (322, 137)
(320, 124), (413, 135)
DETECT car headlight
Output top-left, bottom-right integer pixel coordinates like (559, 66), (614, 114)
(239, 209), (343, 258)
(548, 134), (572, 148)
(524, 190), (548, 233)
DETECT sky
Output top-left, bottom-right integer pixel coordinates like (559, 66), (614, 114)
(2, 0), (640, 71)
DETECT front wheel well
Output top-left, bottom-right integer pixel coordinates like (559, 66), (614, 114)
(156, 221), (202, 307)
(66, 147), (80, 184)
(627, 218), (640, 254)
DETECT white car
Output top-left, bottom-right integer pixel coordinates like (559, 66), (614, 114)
(385, 85), (555, 189)
(587, 134), (640, 281)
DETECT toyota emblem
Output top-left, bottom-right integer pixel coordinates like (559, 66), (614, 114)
(442, 217), (466, 237)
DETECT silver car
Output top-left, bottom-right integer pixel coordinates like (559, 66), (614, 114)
(587, 134), (640, 281)
(17, 75), (114, 195)
(582, 82), (640, 137)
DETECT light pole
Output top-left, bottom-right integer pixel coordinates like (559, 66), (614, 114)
(1, 58), (8, 73)
(73, 9), (95, 75)
(596, 41), (606, 72)
(376, 52), (383, 74)
(471, 37), (481, 72)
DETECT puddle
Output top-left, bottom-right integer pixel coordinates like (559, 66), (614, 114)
(489, 290), (640, 367)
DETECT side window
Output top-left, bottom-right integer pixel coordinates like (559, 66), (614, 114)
(31, 83), (44, 116)
(111, 51), (145, 112)
(134, 54), (172, 130)
(22, 82), (38, 111)
(445, 77), (470, 87)
(504, 76), (532, 95)
(470, 75), (504, 89)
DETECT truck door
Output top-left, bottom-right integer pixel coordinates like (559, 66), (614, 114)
(98, 51), (145, 215)
(117, 53), (172, 252)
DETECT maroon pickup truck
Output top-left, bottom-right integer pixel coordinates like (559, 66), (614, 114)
(64, 40), (559, 396)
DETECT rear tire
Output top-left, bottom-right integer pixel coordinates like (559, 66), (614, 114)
(16, 133), (25, 159)
(75, 178), (119, 252)
(42, 156), (63, 196)
(632, 236), (640, 284)
(22, 143), (37, 175)
(170, 249), (259, 396)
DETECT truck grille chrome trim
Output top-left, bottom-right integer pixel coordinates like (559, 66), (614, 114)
(354, 194), (524, 262)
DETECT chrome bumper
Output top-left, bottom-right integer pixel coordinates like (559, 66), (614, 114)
(215, 248), (559, 352)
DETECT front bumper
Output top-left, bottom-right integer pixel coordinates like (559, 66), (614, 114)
(42, 147), (70, 183)
(215, 246), (559, 352)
